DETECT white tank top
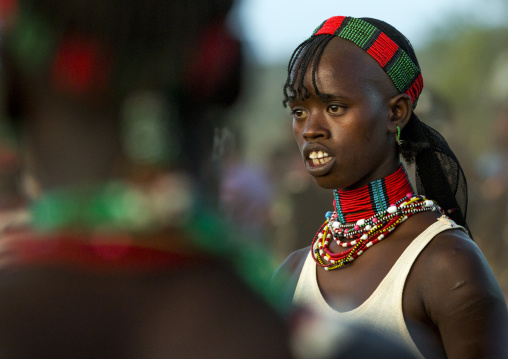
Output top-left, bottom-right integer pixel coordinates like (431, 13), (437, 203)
(293, 217), (466, 358)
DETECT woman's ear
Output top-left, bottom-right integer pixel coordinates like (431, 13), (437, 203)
(388, 93), (412, 133)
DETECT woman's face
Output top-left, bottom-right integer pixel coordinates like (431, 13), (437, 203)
(289, 37), (400, 190)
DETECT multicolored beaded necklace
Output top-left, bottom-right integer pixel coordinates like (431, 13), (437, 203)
(311, 165), (444, 271)
(18, 178), (288, 312)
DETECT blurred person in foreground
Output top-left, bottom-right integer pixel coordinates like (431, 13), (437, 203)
(273, 16), (508, 358)
(0, 0), (291, 358)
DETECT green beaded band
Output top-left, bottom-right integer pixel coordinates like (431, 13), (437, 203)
(313, 16), (423, 108)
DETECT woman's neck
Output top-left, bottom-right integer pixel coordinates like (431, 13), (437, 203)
(333, 164), (414, 223)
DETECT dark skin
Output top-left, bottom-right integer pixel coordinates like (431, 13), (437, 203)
(277, 37), (508, 358)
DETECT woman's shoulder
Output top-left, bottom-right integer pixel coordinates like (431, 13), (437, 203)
(419, 220), (483, 272)
(280, 247), (310, 272)
(270, 247), (310, 303)
(412, 217), (506, 316)
(410, 219), (508, 357)
(272, 247), (309, 284)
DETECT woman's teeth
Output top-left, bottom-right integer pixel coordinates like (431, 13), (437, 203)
(309, 151), (331, 165)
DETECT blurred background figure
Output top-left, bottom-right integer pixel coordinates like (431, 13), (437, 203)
(0, 0), (291, 358)
(473, 106), (508, 298)
(267, 142), (330, 261)
(219, 127), (274, 245)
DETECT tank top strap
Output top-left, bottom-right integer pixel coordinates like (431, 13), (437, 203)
(383, 215), (466, 282)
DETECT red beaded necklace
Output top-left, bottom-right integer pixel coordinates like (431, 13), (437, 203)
(312, 164), (444, 270)
(333, 165), (414, 223)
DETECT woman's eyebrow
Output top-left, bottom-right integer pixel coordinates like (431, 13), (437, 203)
(319, 93), (348, 102)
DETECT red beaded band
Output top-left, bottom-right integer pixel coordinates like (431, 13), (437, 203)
(312, 16), (423, 108)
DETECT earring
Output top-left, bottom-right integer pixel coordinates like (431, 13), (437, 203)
(395, 126), (403, 146)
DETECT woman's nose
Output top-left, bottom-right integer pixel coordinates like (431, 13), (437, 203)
(303, 112), (328, 141)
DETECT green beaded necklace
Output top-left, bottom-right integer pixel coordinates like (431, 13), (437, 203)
(30, 178), (193, 233)
(27, 179), (288, 314)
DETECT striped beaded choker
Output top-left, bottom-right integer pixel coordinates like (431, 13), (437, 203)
(333, 165), (413, 223)
(312, 164), (444, 270)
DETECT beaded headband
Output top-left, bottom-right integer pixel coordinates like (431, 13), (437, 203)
(312, 16), (423, 108)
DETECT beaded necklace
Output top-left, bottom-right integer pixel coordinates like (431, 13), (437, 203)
(312, 165), (444, 270)
(30, 177), (193, 233)
(21, 178), (288, 312)
(333, 165), (414, 223)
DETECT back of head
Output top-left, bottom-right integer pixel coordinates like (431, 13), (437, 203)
(1, 0), (243, 193)
(0, 4), (295, 358)
(2, 0), (239, 99)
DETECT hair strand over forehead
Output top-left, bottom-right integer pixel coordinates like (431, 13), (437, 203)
(282, 34), (334, 107)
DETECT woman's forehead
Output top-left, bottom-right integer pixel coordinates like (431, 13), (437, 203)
(302, 38), (394, 96)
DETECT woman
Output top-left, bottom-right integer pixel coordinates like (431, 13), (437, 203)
(274, 16), (508, 358)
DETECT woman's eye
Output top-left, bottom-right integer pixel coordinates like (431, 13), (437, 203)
(291, 109), (306, 119)
(327, 105), (343, 114)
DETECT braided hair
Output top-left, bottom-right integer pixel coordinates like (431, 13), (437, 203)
(282, 16), (471, 235)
